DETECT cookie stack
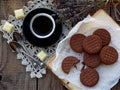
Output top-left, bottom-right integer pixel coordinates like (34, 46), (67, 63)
(61, 29), (118, 87)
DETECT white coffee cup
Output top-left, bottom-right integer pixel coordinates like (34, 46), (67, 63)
(30, 13), (55, 38)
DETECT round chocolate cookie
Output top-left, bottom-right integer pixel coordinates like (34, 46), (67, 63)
(100, 46), (118, 65)
(83, 53), (101, 68)
(93, 29), (111, 46)
(80, 68), (99, 87)
(70, 34), (86, 53)
(62, 56), (80, 74)
(83, 35), (102, 54)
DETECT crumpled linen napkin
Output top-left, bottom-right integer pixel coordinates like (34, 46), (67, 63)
(52, 15), (120, 90)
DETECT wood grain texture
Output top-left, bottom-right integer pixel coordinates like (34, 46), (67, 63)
(0, 0), (120, 90)
(0, 0), (37, 90)
(110, 3), (120, 90)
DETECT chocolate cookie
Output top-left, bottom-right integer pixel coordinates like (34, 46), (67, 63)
(80, 68), (99, 87)
(83, 35), (102, 54)
(83, 53), (101, 68)
(100, 46), (118, 65)
(70, 34), (86, 53)
(93, 29), (111, 46)
(62, 56), (80, 74)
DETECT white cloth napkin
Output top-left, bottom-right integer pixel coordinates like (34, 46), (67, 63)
(52, 15), (120, 90)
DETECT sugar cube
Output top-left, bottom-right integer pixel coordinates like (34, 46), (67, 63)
(2, 21), (14, 33)
(37, 50), (48, 61)
(14, 9), (24, 19)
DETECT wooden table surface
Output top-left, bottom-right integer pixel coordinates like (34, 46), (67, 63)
(0, 0), (120, 90)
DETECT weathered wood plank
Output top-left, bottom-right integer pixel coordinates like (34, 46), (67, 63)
(110, 2), (120, 90)
(0, 0), (36, 90)
(0, 0), (120, 90)
(38, 69), (67, 90)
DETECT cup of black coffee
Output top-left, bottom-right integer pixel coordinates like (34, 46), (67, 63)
(30, 13), (55, 38)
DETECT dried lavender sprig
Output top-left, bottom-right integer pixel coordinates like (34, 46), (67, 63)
(64, 0), (106, 27)
(54, 0), (106, 9)
(56, 1), (98, 21)
(56, 6), (88, 21)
